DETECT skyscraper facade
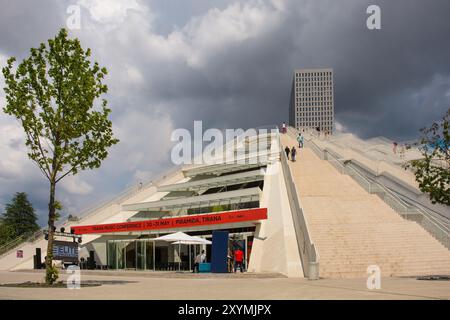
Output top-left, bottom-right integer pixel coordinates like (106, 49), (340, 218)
(289, 68), (334, 134)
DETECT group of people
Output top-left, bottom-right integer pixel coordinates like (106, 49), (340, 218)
(285, 146), (297, 161)
(192, 247), (246, 273)
(284, 132), (304, 162)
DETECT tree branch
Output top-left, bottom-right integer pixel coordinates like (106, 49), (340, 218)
(55, 165), (78, 183)
(22, 128), (51, 181)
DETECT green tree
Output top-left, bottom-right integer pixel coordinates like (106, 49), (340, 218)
(0, 221), (16, 246)
(407, 108), (450, 206)
(3, 192), (39, 237)
(2, 28), (119, 284)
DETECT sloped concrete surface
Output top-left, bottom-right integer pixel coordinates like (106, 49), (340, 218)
(281, 134), (450, 278)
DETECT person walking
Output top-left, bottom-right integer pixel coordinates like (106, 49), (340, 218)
(297, 133), (304, 148)
(282, 122), (287, 134)
(291, 146), (297, 162)
(284, 146), (290, 160)
(393, 142), (398, 154)
(234, 247), (244, 273)
(227, 248), (233, 273)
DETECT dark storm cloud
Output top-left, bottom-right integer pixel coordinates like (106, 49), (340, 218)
(323, 0), (450, 139)
(0, 0), (66, 56)
(212, 0), (449, 139)
(114, 0), (450, 139)
(1, 0), (450, 224)
(2, 0), (450, 137)
(148, 0), (231, 35)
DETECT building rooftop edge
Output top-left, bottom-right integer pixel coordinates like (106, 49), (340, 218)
(294, 68), (333, 73)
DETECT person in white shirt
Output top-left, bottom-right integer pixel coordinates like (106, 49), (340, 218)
(201, 250), (206, 263)
(193, 250), (206, 273)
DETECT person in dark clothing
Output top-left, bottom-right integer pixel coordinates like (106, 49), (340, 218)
(284, 146), (290, 160)
(281, 122), (287, 134)
(291, 146), (297, 162)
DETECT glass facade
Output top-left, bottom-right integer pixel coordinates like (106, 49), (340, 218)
(106, 231), (254, 271)
(108, 239), (155, 270)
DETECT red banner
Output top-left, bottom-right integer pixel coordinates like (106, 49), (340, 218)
(71, 208), (267, 235)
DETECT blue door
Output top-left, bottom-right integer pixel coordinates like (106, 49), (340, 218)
(211, 231), (228, 273)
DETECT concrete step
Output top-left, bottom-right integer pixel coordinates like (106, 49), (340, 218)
(309, 223), (422, 228)
(314, 244), (447, 250)
(320, 258), (450, 266)
(315, 243), (447, 250)
(313, 233), (440, 238)
(319, 269), (450, 278)
(320, 266), (450, 274)
(282, 134), (450, 279)
(320, 254), (450, 261)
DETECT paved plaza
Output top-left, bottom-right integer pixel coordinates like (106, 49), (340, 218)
(0, 270), (449, 300)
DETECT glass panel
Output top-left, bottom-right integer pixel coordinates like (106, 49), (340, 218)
(107, 242), (117, 269)
(137, 241), (145, 270)
(117, 242), (126, 269)
(155, 244), (169, 270)
(180, 245), (189, 270)
(205, 244), (211, 264)
(246, 236), (254, 268)
(125, 241), (136, 269)
(145, 241), (154, 270)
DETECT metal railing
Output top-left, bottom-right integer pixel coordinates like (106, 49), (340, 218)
(60, 164), (184, 228)
(378, 184), (450, 249)
(380, 186), (450, 249)
(338, 152), (450, 248)
(0, 230), (43, 258)
(278, 130), (319, 279)
(302, 128), (450, 250)
(0, 164), (184, 259)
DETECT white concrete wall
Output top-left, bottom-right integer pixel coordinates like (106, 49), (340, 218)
(1, 156), (304, 277)
(0, 170), (186, 271)
(248, 161), (303, 277)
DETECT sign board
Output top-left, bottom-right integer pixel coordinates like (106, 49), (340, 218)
(53, 240), (79, 262)
(71, 208), (267, 235)
(16, 250), (23, 258)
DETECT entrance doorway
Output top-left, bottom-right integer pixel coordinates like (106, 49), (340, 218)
(106, 230), (254, 271)
(125, 241), (136, 269)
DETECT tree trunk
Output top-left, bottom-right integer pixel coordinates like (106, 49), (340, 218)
(45, 180), (56, 284)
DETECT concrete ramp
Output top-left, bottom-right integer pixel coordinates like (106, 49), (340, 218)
(0, 170), (185, 271)
(281, 134), (450, 278)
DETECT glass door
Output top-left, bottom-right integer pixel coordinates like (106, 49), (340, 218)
(137, 241), (145, 270)
(125, 241), (136, 269)
(117, 241), (126, 269)
(107, 241), (117, 269)
(145, 241), (154, 270)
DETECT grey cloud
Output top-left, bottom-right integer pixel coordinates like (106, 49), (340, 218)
(0, 0), (66, 57)
(1, 0), (450, 224)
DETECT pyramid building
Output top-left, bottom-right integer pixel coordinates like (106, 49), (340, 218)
(1, 126), (449, 279)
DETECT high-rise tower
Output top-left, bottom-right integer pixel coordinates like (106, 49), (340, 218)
(289, 68), (334, 134)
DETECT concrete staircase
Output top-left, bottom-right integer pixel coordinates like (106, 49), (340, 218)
(281, 134), (450, 278)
